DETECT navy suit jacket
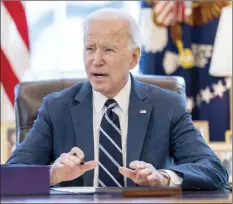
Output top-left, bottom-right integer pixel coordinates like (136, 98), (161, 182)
(6, 76), (228, 190)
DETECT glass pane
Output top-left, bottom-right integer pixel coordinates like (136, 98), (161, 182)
(25, 1), (141, 80)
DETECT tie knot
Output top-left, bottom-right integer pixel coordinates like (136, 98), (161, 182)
(105, 99), (117, 109)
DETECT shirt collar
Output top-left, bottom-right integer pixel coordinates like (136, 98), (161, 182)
(93, 75), (131, 114)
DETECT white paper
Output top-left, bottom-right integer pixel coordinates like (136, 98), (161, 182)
(51, 187), (96, 194)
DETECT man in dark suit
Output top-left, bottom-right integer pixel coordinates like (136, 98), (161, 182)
(6, 8), (229, 190)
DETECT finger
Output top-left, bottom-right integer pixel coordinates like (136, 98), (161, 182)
(139, 161), (152, 168)
(68, 154), (82, 165)
(70, 147), (84, 159)
(52, 160), (64, 169)
(80, 161), (98, 172)
(119, 167), (136, 180)
(130, 160), (149, 170)
(59, 153), (67, 160)
(138, 167), (154, 177)
(60, 156), (76, 168)
(129, 160), (141, 169)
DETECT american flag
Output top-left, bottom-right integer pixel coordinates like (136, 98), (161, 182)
(1, 1), (30, 120)
(153, 0), (186, 26)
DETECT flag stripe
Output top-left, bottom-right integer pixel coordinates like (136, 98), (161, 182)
(163, 13), (173, 26)
(2, 1), (30, 50)
(1, 2), (30, 81)
(1, 1), (30, 109)
(154, 1), (168, 13)
(1, 49), (20, 105)
(156, 2), (174, 23)
(178, 2), (185, 22)
(153, 0), (186, 26)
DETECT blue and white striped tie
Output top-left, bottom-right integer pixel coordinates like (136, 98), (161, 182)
(98, 99), (124, 187)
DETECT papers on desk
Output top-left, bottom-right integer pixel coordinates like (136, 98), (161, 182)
(50, 187), (123, 195)
(51, 186), (182, 196)
(51, 187), (96, 194)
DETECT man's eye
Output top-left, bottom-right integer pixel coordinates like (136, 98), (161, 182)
(86, 47), (94, 51)
(105, 48), (114, 52)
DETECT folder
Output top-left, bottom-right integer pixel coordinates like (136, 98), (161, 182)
(1, 165), (50, 196)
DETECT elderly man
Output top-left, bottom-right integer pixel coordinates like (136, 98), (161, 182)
(6, 8), (229, 190)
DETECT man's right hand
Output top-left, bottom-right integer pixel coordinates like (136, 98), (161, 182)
(49, 147), (97, 186)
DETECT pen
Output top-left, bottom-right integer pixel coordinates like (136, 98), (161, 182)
(72, 152), (85, 165)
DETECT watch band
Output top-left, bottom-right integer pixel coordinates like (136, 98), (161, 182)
(159, 170), (171, 186)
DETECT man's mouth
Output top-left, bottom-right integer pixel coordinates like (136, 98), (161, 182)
(93, 73), (108, 78)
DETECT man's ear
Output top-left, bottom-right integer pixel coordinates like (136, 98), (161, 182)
(130, 47), (141, 70)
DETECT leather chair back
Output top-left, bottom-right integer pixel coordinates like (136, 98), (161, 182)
(14, 75), (186, 144)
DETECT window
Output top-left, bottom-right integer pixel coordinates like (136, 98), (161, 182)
(24, 1), (141, 81)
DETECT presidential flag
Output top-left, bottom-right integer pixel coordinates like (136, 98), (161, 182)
(140, 0), (231, 141)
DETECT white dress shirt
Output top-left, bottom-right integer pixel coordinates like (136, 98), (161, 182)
(92, 76), (182, 187)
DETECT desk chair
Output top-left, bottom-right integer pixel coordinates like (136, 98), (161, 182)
(14, 75), (186, 145)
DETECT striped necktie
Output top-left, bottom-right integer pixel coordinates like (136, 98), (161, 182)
(98, 99), (124, 187)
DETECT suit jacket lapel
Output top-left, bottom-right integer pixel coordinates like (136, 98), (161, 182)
(127, 76), (153, 187)
(70, 82), (94, 186)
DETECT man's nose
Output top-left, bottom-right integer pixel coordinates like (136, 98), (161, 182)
(93, 50), (104, 66)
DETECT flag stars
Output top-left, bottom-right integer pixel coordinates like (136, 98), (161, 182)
(186, 97), (194, 112)
(187, 79), (231, 111)
(213, 80), (226, 98)
(225, 77), (232, 89)
(200, 87), (213, 104)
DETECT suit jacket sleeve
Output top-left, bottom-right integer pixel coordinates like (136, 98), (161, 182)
(6, 97), (53, 165)
(168, 94), (229, 190)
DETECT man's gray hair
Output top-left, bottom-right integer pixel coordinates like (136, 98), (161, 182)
(81, 8), (141, 51)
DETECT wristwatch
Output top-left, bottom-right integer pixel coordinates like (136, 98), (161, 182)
(159, 170), (171, 186)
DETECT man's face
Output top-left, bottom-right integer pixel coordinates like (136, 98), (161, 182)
(83, 19), (139, 97)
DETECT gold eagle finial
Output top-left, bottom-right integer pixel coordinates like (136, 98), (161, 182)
(185, 1), (231, 26)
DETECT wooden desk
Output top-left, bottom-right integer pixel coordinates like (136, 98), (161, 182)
(1, 190), (232, 203)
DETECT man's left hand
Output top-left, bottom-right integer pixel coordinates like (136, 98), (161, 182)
(119, 160), (169, 187)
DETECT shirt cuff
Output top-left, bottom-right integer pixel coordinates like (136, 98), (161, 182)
(159, 169), (183, 187)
